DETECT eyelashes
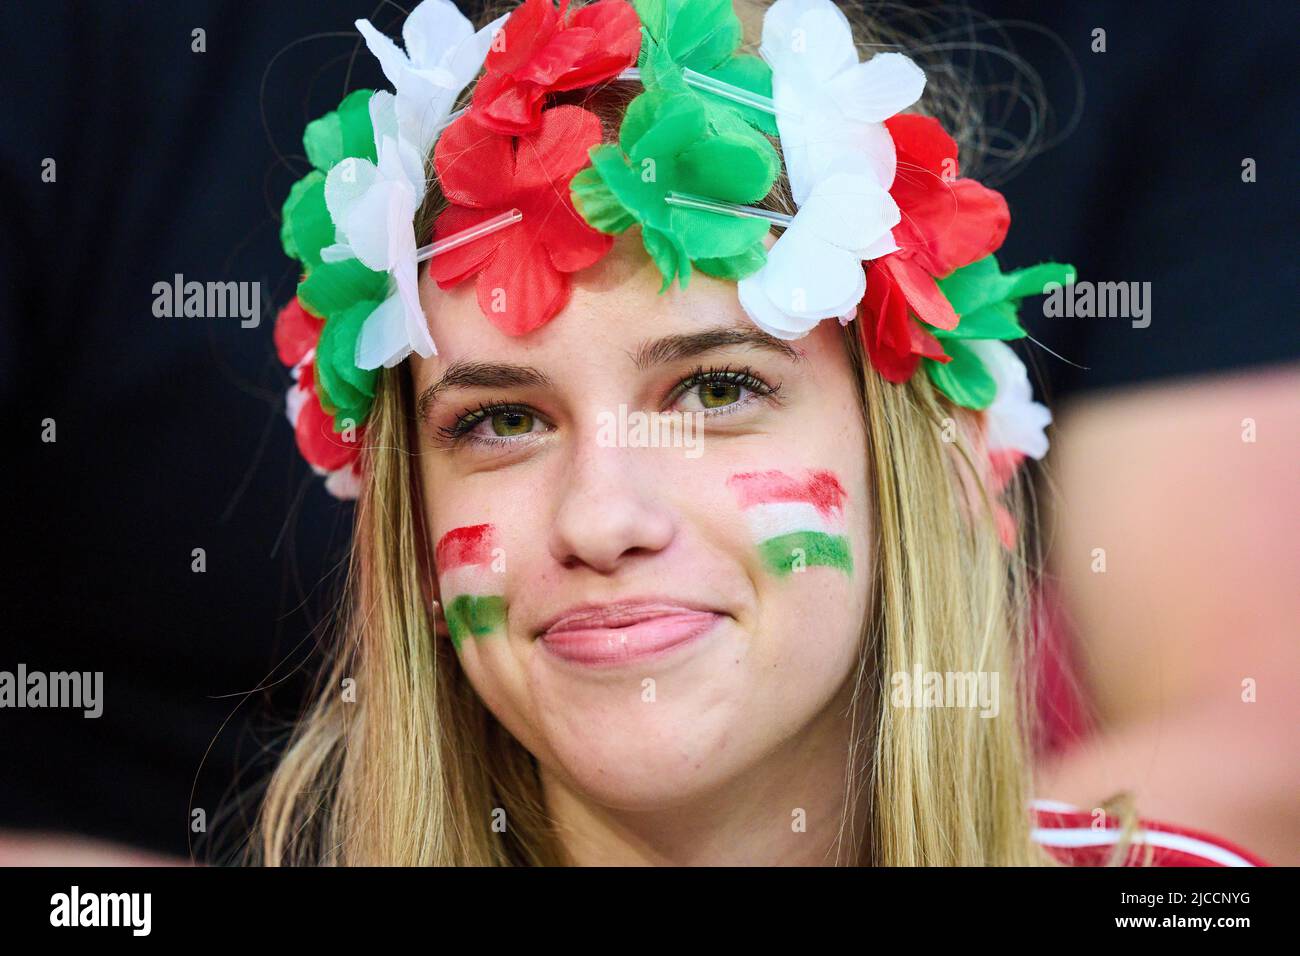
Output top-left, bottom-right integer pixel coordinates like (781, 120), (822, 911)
(433, 399), (544, 448)
(666, 363), (782, 409)
(432, 363), (785, 451)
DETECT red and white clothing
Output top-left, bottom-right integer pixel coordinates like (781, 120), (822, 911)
(1030, 799), (1269, 866)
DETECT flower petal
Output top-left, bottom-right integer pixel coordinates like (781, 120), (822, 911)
(878, 254), (959, 330)
(800, 169), (900, 252)
(758, 227), (866, 320)
(355, 18), (411, 93)
(323, 461), (363, 500)
(887, 114), (958, 181)
(402, 0), (475, 69)
(356, 294), (413, 370)
(434, 114), (516, 207)
(969, 340), (1051, 458)
(427, 204), (511, 287)
(442, 13), (511, 84)
(324, 157), (380, 238)
(675, 130), (780, 204)
(274, 298), (324, 368)
(761, 0), (859, 84)
(476, 225), (569, 335)
(860, 263), (920, 383)
(825, 52), (926, 123)
(394, 250), (435, 358)
(486, 0), (555, 75)
(738, 271), (820, 340)
(339, 180), (410, 272)
(670, 205), (770, 261)
(297, 387), (363, 472)
(901, 178), (1011, 278)
(513, 105), (603, 193)
(542, 200), (613, 273)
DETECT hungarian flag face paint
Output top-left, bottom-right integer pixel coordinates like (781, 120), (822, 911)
(435, 524), (506, 649)
(726, 470), (853, 576)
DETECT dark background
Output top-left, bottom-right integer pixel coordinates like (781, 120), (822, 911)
(2, 1), (1296, 859)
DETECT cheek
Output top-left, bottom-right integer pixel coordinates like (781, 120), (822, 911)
(428, 513), (542, 746)
(727, 467), (871, 714)
(726, 469), (857, 577)
(431, 523), (509, 649)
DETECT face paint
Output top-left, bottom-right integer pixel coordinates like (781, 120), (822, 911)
(727, 470), (853, 576)
(435, 524), (507, 649)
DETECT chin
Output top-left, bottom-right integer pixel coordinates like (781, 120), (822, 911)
(535, 696), (763, 811)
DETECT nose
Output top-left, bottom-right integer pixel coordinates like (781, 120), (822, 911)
(548, 437), (676, 575)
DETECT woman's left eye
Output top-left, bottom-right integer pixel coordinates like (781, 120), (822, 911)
(670, 366), (779, 415)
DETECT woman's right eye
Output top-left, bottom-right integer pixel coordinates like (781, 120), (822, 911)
(483, 408), (535, 437)
(438, 402), (551, 447)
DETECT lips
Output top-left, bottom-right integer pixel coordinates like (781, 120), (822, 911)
(538, 600), (723, 666)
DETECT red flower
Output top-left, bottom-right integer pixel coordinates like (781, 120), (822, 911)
(273, 295), (323, 368)
(429, 105), (612, 336)
(295, 387), (364, 473)
(861, 259), (948, 382)
(470, 0), (641, 135)
(860, 115), (1011, 382)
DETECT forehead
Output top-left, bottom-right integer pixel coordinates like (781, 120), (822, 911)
(416, 231), (780, 370)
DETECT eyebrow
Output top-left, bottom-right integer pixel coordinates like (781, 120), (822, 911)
(630, 324), (802, 369)
(416, 324), (803, 421)
(417, 362), (553, 421)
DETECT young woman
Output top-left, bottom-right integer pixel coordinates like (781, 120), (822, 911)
(253, 0), (1267, 866)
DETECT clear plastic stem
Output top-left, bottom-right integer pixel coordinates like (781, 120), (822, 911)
(616, 67), (776, 114)
(416, 208), (523, 263)
(664, 191), (792, 227)
(680, 67), (776, 114)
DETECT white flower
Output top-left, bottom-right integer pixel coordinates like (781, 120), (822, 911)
(356, 0), (507, 157)
(761, 0), (926, 202)
(969, 340), (1052, 459)
(738, 163), (899, 339)
(739, 0), (926, 339)
(322, 92), (432, 369)
(323, 464), (363, 500)
(322, 2), (505, 371)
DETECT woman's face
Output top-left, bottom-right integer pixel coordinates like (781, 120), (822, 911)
(411, 231), (871, 811)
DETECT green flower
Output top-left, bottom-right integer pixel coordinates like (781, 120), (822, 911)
(570, 44), (779, 292)
(303, 88), (377, 171)
(633, 0), (776, 136)
(279, 171), (332, 268)
(297, 257), (388, 324)
(314, 298), (381, 429)
(925, 256), (1076, 408)
(280, 89), (378, 267)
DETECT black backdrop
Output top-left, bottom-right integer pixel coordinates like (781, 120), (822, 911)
(2, 0), (1296, 858)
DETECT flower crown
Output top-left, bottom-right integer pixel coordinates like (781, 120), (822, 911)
(275, 0), (1074, 529)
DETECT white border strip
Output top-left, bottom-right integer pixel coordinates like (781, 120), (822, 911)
(1030, 827), (1256, 867)
(1028, 798), (1080, 814)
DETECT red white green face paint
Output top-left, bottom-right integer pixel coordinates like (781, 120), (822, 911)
(726, 470), (853, 576)
(435, 524), (506, 649)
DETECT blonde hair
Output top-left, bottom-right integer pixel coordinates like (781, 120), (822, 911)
(245, 0), (1119, 866)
